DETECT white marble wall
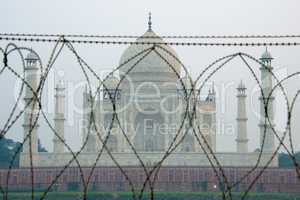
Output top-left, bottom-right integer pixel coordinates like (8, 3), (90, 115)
(20, 152), (278, 168)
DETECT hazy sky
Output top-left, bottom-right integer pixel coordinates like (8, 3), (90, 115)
(0, 0), (300, 153)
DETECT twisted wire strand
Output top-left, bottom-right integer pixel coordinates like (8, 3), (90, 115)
(38, 39), (172, 200)
(0, 37), (299, 200)
(288, 89), (300, 178)
(1, 33), (300, 39)
(191, 55), (240, 200)
(65, 42), (156, 200)
(234, 54), (294, 199)
(1, 35), (300, 46)
(1, 45), (45, 200)
(0, 46), (25, 137)
(153, 45), (242, 199)
(0, 43), (87, 200)
(148, 47), (231, 200)
(241, 71), (300, 196)
(136, 46), (193, 200)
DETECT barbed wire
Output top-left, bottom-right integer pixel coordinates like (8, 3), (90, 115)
(1, 35), (300, 46)
(1, 33), (300, 39)
(0, 35), (299, 200)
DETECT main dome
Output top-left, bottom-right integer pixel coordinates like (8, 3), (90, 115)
(118, 29), (182, 78)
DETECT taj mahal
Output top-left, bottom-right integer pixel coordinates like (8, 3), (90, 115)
(19, 16), (278, 168)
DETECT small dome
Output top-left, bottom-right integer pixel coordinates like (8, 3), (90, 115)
(119, 29), (181, 76)
(260, 48), (273, 60)
(25, 51), (38, 61)
(102, 74), (120, 89)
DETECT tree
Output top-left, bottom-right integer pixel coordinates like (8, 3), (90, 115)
(279, 152), (300, 168)
(0, 137), (21, 168)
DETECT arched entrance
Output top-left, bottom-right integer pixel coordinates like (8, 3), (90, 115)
(134, 110), (165, 151)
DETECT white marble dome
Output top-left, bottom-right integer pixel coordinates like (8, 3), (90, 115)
(118, 29), (181, 78)
(25, 51), (38, 61)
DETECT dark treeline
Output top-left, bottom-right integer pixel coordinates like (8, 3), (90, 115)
(0, 137), (47, 168)
(279, 152), (300, 168)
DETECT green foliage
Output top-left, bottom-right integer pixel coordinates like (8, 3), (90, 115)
(67, 182), (80, 191)
(0, 137), (47, 168)
(0, 137), (21, 168)
(279, 152), (300, 168)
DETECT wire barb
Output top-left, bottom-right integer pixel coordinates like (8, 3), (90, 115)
(0, 36), (299, 200)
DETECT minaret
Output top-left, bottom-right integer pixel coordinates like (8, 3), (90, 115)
(206, 82), (216, 103)
(82, 85), (88, 143)
(21, 51), (40, 166)
(53, 80), (65, 153)
(210, 83), (216, 153)
(259, 48), (275, 153)
(82, 86), (96, 152)
(200, 83), (217, 153)
(236, 81), (248, 153)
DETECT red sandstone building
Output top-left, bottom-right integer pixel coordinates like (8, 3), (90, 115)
(0, 167), (299, 194)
